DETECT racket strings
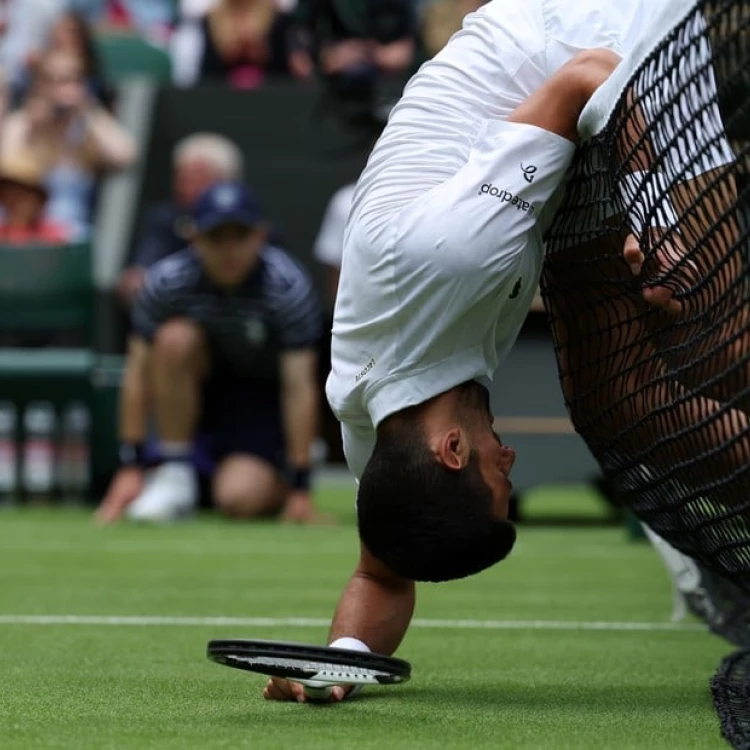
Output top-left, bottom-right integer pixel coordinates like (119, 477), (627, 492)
(223, 654), (397, 681)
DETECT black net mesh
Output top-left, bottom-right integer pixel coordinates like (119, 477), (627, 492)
(712, 648), (750, 748)
(544, 0), (750, 587)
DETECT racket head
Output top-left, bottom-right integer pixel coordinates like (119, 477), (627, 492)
(206, 638), (411, 686)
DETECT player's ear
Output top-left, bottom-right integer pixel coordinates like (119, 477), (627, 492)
(433, 426), (470, 471)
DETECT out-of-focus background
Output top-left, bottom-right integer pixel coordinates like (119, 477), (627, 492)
(0, 0), (613, 523)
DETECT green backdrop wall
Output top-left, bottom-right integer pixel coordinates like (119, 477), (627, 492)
(131, 81), (376, 293)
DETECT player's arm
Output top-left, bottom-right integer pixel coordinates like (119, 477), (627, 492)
(94, 336), (152, 523)
(279, 347), (320, 522)
(328, 542), (416, 655)
(507, 48), (621, 144)
(263, 543), (415, 702)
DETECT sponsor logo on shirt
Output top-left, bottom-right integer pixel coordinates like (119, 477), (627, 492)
(355, 358), (375, 383)
(509, 278), (522, 299)
(520, 163), (537, 183)
(478, 184), (535, 215)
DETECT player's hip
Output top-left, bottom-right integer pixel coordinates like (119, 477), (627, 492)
(349, 119), (575, 265)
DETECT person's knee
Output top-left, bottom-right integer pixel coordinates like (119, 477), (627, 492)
(213, 487), (252, 518)
(153, 318), (207, 371)
(213, 484), (282, 519)
(213, 458), (285, 519)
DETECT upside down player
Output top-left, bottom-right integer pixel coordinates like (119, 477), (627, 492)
(263, 0), (750, 702)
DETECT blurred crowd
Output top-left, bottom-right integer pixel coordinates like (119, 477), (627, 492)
(0, 0), (487, 245)
(0, 0), (489, 515)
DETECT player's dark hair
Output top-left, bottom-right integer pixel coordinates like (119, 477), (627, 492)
(357, 420), (517, 582)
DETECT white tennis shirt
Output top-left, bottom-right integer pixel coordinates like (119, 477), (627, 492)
(325, 0), (705, 480)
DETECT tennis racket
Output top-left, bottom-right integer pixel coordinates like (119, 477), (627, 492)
(207, 638), (411, 686)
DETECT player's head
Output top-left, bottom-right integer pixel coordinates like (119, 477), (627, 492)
(191, 181), (267, 287)
(357, 381), (517, 582)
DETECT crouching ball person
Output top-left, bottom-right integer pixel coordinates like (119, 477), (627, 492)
(96, 181), (326, 524)
(262, 0), (687, 702)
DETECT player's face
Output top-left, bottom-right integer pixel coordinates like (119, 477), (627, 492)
(196, 223), (264, 287)
(458, 382), (516, 519)
(477, 428), (516, 520)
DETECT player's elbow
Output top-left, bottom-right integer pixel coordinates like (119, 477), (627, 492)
(564, 48), (622, 107)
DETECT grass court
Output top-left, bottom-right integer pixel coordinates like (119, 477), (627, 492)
(0, 481), (731, 749)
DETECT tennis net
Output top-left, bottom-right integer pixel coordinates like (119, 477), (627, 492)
(541, 2), (750, 742)
(544, 0), (750, 588)
(712, 648), (750, 748)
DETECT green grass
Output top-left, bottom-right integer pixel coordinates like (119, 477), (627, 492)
(0, 484), (733, 749)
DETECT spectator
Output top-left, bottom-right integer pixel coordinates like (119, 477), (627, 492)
(20, 11), (113, 108)
(313, 181), (354, 310)
(312, 181), (355, 464)
(0, 152), (71, 243)
(0, 0), (64, 98)
(312, 117), (386, 308)
(180, 0), (218, 18)
(0, 65), (8, 125)
(288, 0), (416, 82)
(117, 132), (244, 306)
(65, 1), (176, 44)
(181, 0), (299, 13)
(171, 0), (293, 89)
(418, 0), (487, 59)
(96, 180), (326, 525)
(0, 49), (137, 238)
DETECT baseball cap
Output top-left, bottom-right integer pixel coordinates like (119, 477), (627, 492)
(191, 180), (263, 233)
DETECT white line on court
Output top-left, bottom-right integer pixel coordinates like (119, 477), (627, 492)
(0, 615), (706, 632)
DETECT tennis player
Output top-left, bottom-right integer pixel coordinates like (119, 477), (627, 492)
(264, 0), (741, 702)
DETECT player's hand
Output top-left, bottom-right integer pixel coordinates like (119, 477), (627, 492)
(94, 466), (144, 524)
(282, 490), (336, 525)
(623, 233), (699, 315)
(263, 677), (350, 703)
